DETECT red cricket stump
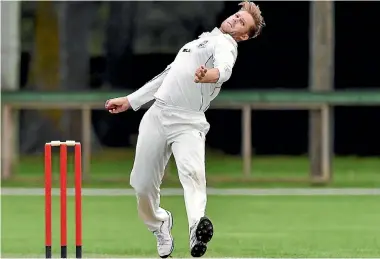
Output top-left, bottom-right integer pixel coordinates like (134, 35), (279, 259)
(45, 144), (52, 259)
(75, 143), (82, 258)
(45, 141), (82, 259)
(60, 144), (67, 258)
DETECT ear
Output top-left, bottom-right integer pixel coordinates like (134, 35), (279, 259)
(240, 33), (249, 41)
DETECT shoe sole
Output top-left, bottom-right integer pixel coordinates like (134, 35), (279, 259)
(160, 211), (174, 259)
(190, 216), (214, 257)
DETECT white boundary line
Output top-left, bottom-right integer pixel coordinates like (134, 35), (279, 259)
(2, 258), (380, 259)
(1, 188), (380, 196)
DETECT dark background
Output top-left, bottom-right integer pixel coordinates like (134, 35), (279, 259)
(20, 1), (380, 156)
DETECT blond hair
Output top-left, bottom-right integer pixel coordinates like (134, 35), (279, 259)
(239, 1), (265, 38)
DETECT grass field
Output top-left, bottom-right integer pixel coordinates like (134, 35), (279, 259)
(2, 151), (379, 257)
(2, 193), (380, 258)
(2, 149), (380, 188)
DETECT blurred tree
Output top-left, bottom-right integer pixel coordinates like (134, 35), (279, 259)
(57, 1), (101, 148)
(1, 1), (21, 91)
(19, 1), (64, 153)
(29, 1), (59, 119)
(104, 1), (137, 88)
(20, 1), (101, 153)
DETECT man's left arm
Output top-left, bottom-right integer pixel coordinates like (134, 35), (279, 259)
(196, 40), (237, 83)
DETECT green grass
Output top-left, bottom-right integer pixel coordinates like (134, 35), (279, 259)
(2, 148), (380, 188)
(2, 195), (380, 257)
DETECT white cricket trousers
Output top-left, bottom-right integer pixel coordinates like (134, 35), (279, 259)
(130, 100), (210, 232)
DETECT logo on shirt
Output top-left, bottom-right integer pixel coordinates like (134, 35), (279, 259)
(197, 40), (208, 48)
(182, 48), (191, 53)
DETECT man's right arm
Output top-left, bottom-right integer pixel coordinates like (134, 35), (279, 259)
(213, 39), (237, 84)
(126, 63), (172, 111)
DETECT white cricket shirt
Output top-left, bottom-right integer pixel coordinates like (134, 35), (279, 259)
(127, 28), (238, 112)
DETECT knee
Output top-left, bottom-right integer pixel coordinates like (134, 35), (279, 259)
(130, 173), (154, 196)
(178, 160), (206, 183)
(132, 185), (153, 196)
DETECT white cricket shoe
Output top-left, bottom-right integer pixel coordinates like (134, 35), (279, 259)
(153, 211), (174, 258)
(190, 216), (214, 257)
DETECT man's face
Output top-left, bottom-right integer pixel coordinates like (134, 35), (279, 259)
(220, 10), (255, 41)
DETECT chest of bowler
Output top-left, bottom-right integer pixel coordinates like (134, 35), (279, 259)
(178, 37), (216, 70)
(178, 37), (223, 104)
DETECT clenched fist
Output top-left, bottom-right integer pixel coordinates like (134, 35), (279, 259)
(105, 96), (130, 114)
(194, 65), (208, 83)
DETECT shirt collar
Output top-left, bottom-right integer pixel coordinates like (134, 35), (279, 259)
(199, 27), (238, 48)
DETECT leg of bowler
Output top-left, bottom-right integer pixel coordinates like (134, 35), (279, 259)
(129, 107), (174, 258)
(171, 130), (214, 258)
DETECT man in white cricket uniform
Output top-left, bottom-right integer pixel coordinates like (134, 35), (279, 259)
(105, 1), (265, 257)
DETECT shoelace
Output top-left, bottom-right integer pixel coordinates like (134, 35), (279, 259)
(154, 231), (171, 246)
(189, 226), (199, 248)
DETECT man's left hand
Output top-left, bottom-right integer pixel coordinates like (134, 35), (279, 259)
(194, 65), (208, 83)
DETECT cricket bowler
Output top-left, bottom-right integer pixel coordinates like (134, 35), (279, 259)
(105, 1), (265, 257)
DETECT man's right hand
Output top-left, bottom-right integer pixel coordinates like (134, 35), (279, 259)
(105, 96), (131, 114)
